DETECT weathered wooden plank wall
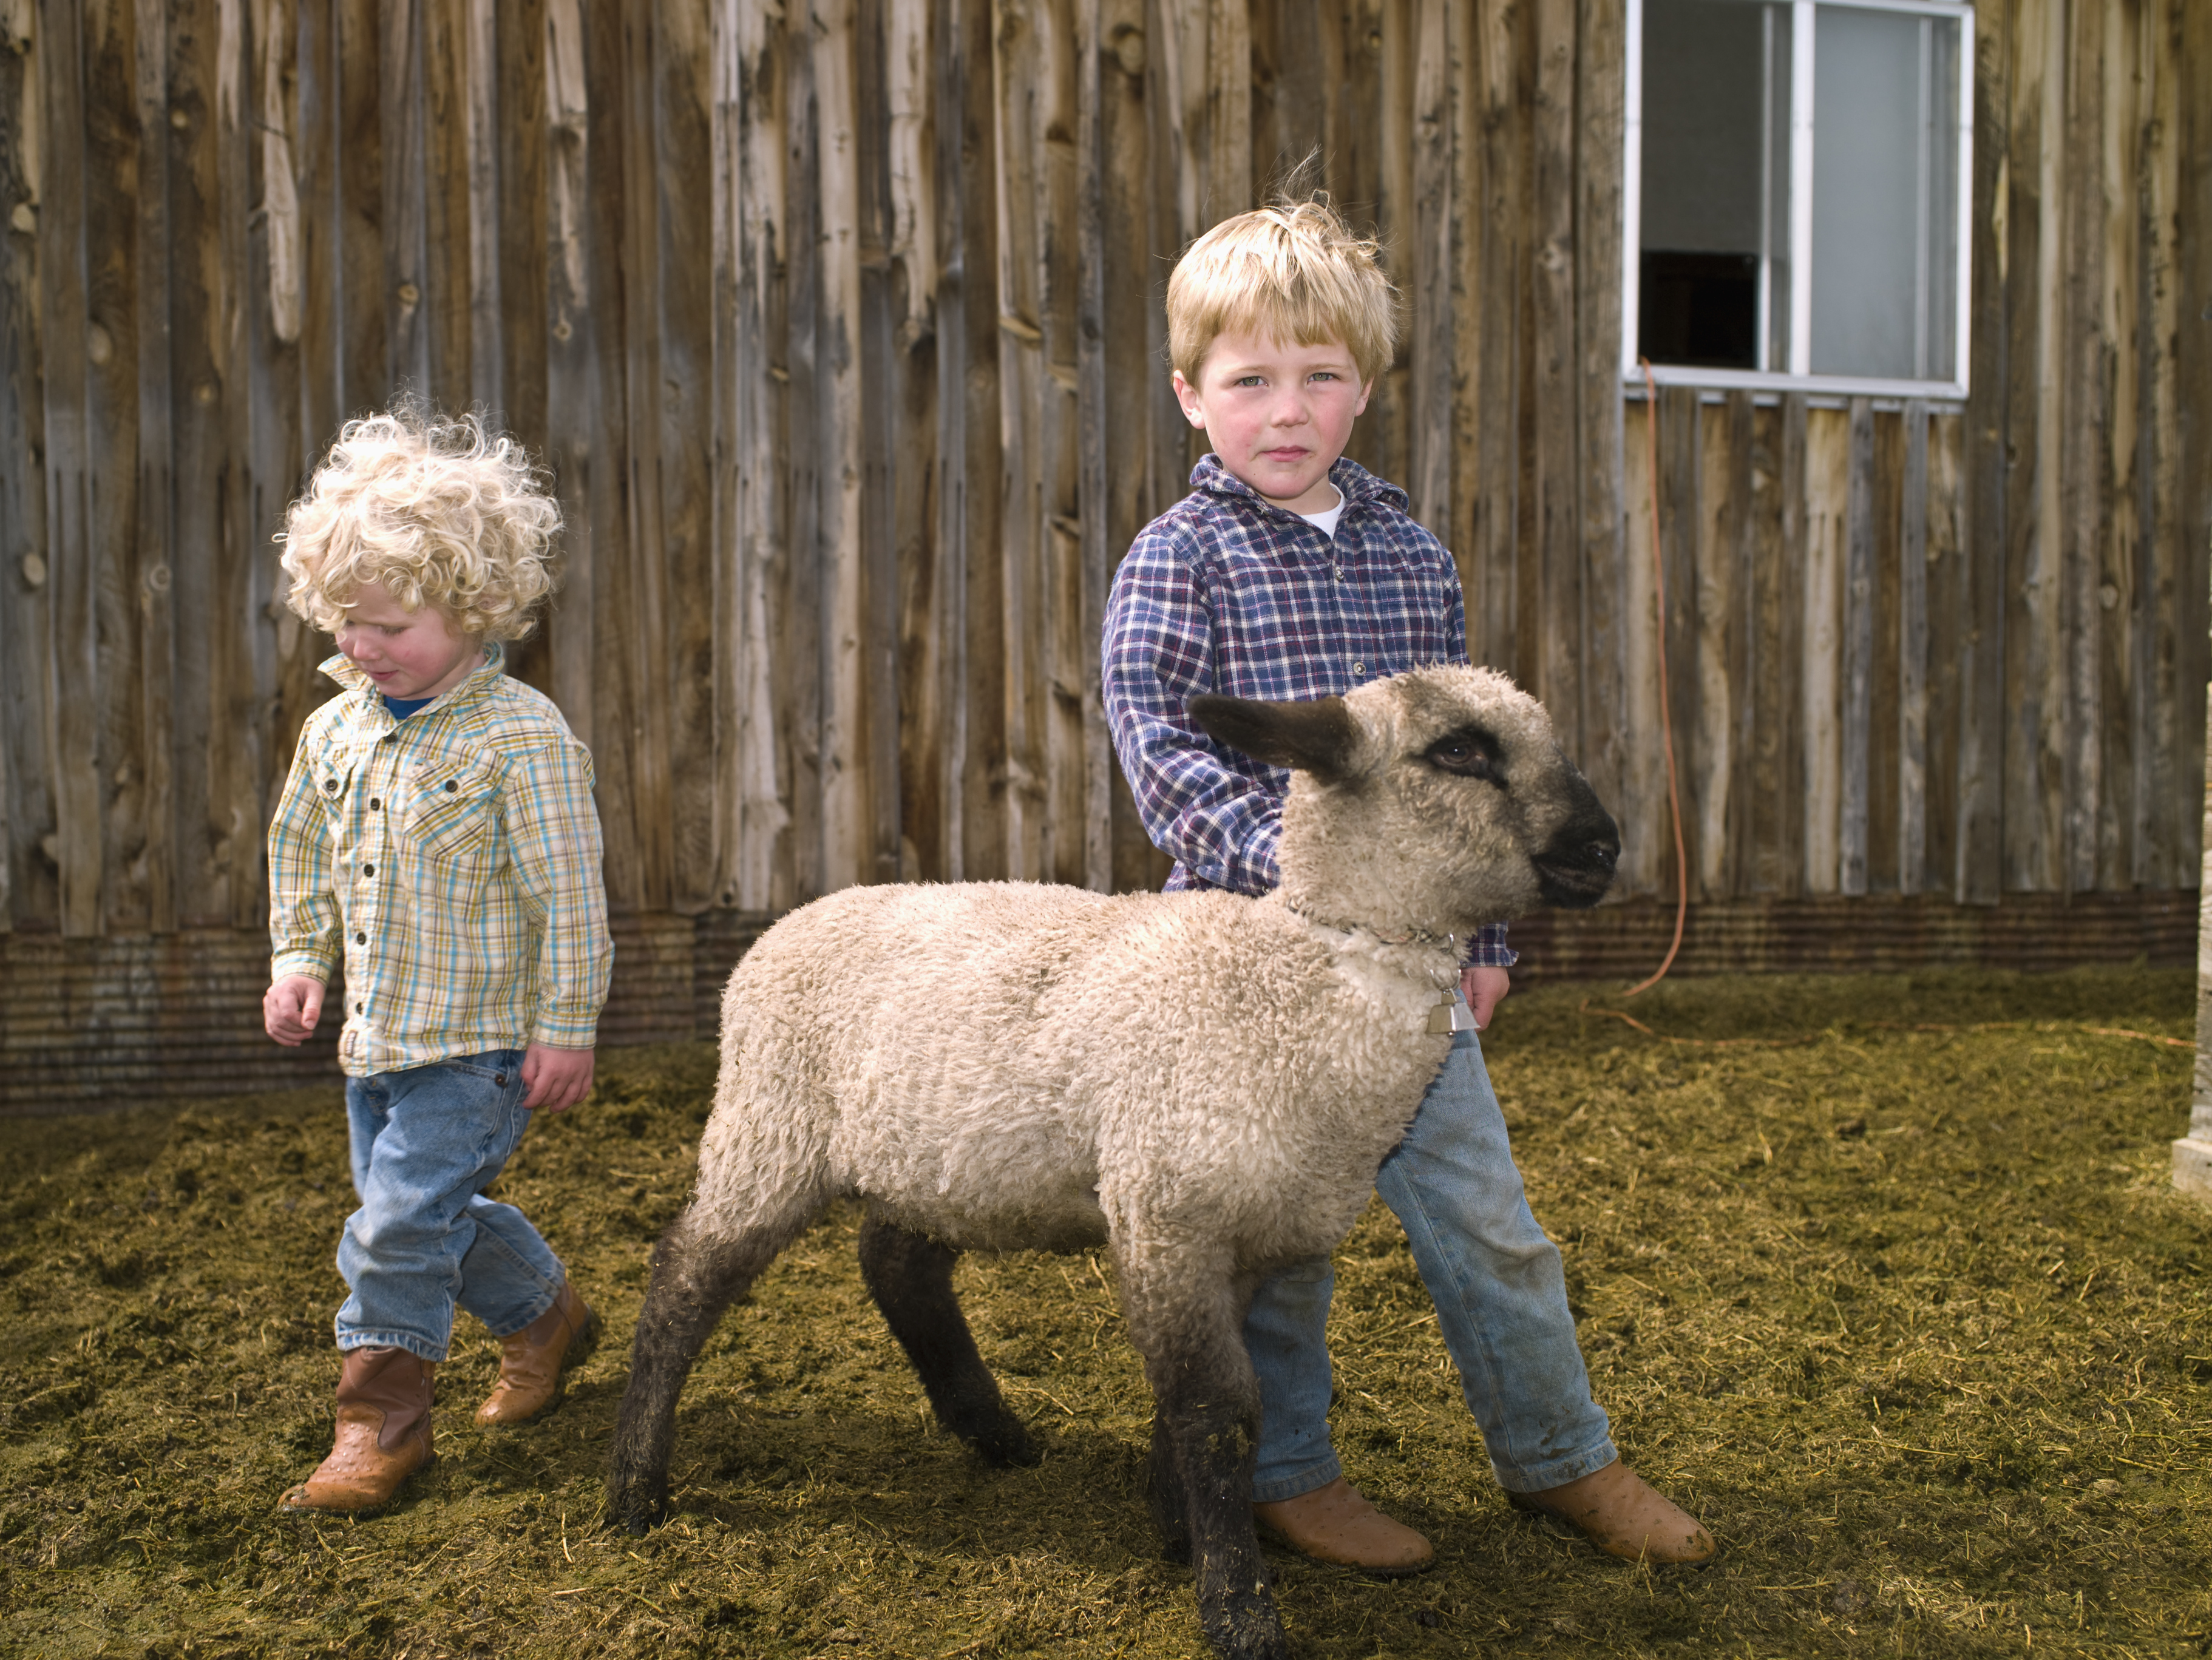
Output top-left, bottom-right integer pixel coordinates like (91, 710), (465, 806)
(1, 0), (2207, 974)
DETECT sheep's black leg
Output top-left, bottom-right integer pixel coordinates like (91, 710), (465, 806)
(858, 1211), (1037, 1467)
(1147, 1407), (1192, 1563)
(607, 1203), (802, 1533)
(1121, 1251), (1284, 1660)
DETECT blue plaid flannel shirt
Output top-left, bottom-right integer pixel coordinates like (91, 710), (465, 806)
(1104, 453), (1515, 968)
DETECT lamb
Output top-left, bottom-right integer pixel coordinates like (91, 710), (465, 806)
(605, 664), (1620, 1660)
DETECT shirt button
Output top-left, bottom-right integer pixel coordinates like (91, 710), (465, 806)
(1352, 662), (1366, 676)
(323, 779), (339, 793)
(355, 932), (367, 944)
(370, 798), (382, 811)
(361, 863), (375, 877)
(444, 779), (458, 793)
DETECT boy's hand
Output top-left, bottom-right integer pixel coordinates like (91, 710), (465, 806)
(264, 975), (327, 1046)
(521, 1043), (595, 1113)
(1462, 966), (1510, 1030)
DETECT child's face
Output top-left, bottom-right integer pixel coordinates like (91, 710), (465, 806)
(333, 581), (484, 700)
(1172, 330), (1372, 515)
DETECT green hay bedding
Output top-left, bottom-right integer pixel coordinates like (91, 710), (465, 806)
(2, 966), (2208, 1659)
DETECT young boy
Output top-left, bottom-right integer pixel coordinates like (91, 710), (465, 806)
(1103, 201), (1712, 1571)
(263, 410), (612, 1513)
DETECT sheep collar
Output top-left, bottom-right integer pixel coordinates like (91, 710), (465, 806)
(1274, 898), (1464, 988)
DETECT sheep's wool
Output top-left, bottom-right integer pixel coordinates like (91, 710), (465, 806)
(691, 665), (1609, 1335)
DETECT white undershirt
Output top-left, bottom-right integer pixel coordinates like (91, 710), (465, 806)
(1296, 485), (1345, 541)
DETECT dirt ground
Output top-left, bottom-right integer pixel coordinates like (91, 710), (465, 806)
(2, 966), (2208, 1660)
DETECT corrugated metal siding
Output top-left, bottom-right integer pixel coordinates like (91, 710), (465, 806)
(1509, 892), (2197, 983)
(1, 912), (696, 1115)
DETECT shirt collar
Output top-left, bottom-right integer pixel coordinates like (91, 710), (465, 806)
(319, 639), (507, 727)
(1187, 453), (1409, 517)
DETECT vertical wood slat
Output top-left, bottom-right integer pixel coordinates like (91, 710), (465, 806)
(1076, 0), (1112, 893)
(1690, 398), (1731, 897)
(2125, 0), (2174, 892)
(2175, 0), (2212, 898)
(382, 0), (429, 394)
(1800, 405), (1850, 895)
(719, 0), (789, 909)
(1898, 399), (1929, 896)
(542, 0), (594, 751)
(1837, 397), (1874, 896)
(36, 0), (100, 937)
(243, 0), (300, 926)
(1470, 0), (1518, 677)
(1527, 0), (1578, 749)
(85, 2), (148, 937)
(1922, 408), (1964, 895)
(2004, 0), (2064, 895)
(1655, 385), (1699, 895)
(1719, 390), (1755, 898)
(992, 0), (1042, 882)
(654, 0), (721, 906)
(0, 2), (41, 932)
(1865, 405), (1903, 893)
(2058, 0), (2104, 896)
(1617, 397), (1661, 898)
(1958, 0), (2010, 904)
(1573, 0), (1627, 822)
(1776, 393), (1808, 895)
(884, 0), (939, 889)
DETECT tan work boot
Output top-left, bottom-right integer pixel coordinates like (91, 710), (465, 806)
(1253, 1475), (1435, 1576)
(475, 1280), (598, 1426)
(280, 1346), (436, 1513)
(1511, 1458), (1715, 1563)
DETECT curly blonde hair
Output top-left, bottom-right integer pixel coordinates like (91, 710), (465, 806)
(279, 408), (560, 643)
(1166, 195), (1400, 388)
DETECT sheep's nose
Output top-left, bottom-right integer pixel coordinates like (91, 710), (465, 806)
(1530, 801), (1620, 909)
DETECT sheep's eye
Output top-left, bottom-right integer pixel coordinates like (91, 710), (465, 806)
(1425, 729), (1504, 784)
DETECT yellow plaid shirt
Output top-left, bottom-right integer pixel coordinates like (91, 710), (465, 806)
(267, 643), (612, 1076)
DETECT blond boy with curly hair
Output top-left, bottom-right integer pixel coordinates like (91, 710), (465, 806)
(264, 408), (611, 1513)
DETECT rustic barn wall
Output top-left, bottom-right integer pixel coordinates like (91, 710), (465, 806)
(1, 0), (2208, 1108)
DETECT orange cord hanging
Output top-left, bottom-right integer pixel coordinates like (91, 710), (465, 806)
(1623, 358), (1688, 998)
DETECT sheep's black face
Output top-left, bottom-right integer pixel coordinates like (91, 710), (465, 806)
(1530, 793), (1620, 909)
(1199, 665), (1624, 937)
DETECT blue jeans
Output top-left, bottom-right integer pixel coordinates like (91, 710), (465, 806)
(334, 1050), (567, 1361)
(1245, 1028), (1617, 1500)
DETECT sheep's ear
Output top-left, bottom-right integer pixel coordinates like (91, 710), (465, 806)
(1187, 693), (1361, 785)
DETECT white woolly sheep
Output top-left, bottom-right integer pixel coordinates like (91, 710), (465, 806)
(606, 665), (1620, 1660)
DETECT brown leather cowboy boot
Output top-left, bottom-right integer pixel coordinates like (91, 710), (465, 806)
(1510, 1458), (1715, 1563)
(1253, 1475), (1436, 1576)
(280, 1346), (436, 1513)
(475, 1280), (598, 1426)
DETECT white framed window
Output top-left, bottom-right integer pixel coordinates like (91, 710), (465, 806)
(1623, 0), (1975, 399)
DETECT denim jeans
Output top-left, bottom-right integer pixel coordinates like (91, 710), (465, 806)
(334, 1049), (566, 1361)
(1244, 1028), (1617, 1500)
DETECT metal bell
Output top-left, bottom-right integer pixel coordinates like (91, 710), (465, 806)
(1427, 988), (1479, 1034)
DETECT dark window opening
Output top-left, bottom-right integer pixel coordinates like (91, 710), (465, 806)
(1638, 251), (1759, 370)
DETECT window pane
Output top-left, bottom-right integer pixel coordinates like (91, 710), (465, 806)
(1638, 0), (1790, 370)
(1810, 6), (1961, 380)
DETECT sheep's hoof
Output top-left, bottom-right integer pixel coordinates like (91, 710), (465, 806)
(1199, 1585), (1288, 1660)
(971, 1418), (1040, 1469)
(604, 1481), (667, 1536)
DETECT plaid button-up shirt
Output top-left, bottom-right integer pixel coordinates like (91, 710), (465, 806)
(268, 642), (613, 1076)
(1104, 453), (1513, 966)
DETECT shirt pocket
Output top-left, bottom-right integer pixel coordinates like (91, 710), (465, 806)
(312, 747), (359, 838)
(404, 754), (503, 866)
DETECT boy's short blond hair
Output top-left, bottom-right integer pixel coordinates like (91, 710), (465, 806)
(279, 408), (559, 643)
(1167, 197), (1399, 387)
